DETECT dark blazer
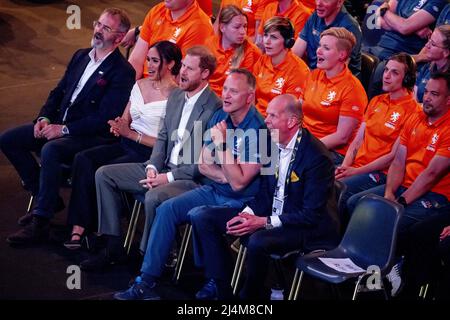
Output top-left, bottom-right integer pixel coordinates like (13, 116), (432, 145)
(145, 86), (222, 181)
(246, 128), (340, 251)
(37, 47), (135, 136)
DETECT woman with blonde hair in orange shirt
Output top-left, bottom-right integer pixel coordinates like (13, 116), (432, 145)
(206, 5), (261, 95)
(301, 27), (367, 165)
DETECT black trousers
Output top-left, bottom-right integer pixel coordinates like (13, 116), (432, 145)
(190, 206), (305, 300)
(67, 139), (152, 230)
(0, 123), (115, 219)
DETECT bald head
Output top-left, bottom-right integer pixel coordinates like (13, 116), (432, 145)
(265, 94), (302, 145)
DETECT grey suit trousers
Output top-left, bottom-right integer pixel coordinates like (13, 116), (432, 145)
(95, 162), (199, 253)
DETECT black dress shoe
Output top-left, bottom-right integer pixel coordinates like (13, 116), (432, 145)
(195, 279), (218, 300)
(80, 249), (127, 272)
(18, 197), (65, 226)
(7, 216), (49, 245)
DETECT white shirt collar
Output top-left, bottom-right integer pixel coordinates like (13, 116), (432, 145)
(277, 129), (299, 152)
(184, 83), (209, 106)
(88, 48), (114, 63)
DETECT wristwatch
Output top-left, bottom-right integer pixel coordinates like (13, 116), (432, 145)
(397, 196), (407, 208)
(61, 125), (69, 135)
(216, 142), (227, 152)
(265, 216), (274, 230)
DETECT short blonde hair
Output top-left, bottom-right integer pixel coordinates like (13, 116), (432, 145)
(320, 27), (356, 59)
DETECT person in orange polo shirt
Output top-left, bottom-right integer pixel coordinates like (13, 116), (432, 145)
(206, 5), (261, 96)
(301, 27), (367, 165)
(255, 0), (312, 50)
(302, 0), (315, 11)
(220, 0), (276, 41)
(348, 71), (450, 235)
(253, 16), (309, 117)
(127, 0), (214, 79)
(347, 72), (450, 298)
(335, 53), (419, 225)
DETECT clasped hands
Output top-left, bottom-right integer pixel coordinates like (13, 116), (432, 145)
(33, 120), (63, 140)
(139, 168), (169, 189)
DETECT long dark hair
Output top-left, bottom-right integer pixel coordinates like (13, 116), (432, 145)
(149, 41), (182, 78)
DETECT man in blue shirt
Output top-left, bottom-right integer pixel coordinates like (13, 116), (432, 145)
(292, 0), (362, 78)
(369, 0), (446, 60)
(113, 68), (268, 300)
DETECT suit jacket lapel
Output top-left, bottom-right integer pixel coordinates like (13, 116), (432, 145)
(182, 88), (209, 139)
(286, 129), (307, 193)
(71, 49), (118, 105)
(66, 53), (91, 101)
(166, 90), (186, 158)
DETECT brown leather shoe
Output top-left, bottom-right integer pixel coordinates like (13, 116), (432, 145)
(7, 216), (49, 245)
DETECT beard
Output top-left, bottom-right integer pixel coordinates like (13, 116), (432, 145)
(180, 78), (202, 92)
(91, 32), (114, 49)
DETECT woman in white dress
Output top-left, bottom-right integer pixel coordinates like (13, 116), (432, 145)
(64, 41), (181, 249)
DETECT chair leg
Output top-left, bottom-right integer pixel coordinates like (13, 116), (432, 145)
(173, 224), (192, 283)
(27, 195), (34, 212)
(288, 269), (299, 300)
(123, 200), (141, 255)
(419, 283), (429, 299)
(352, 274), (365, 300)
(292, 270), (304, 300)
(232, 246), (247, 295)
(231, 244), (243, 288)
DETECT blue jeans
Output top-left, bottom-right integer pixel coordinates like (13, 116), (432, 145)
(347, 185), (449, 234)
(140, 185), (249, 277)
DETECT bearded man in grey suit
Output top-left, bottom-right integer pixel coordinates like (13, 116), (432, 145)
(80, 46), (222, 270)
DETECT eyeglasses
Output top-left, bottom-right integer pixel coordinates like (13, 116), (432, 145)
(427, 37), (447, 49)
(93, 20), (123, 34)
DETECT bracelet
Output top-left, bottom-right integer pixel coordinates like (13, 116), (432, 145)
(136, 132), (143, 144)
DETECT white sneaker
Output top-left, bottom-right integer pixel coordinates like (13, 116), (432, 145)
(387, 260), (403, 297)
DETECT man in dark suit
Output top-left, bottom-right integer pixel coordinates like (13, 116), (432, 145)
(0, 8), (135, 245)
(80, 46), (222, 270)
(190, 94), (341, 300)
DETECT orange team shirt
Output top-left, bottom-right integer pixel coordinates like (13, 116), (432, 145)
(301, 67), (367, 155)
(254, 51), (309, 116)
(352, 93), (419, 172)
(204, 35), (262, 96)
(399, 109), (450, 199)
(140, 2), (214, 75)
(258, 0), (313, 37)
(221, 0), (276, 37)
(301, 0), (315, 11)
(197, 0), (213, 16)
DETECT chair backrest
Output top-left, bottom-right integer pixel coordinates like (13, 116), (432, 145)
(339, 193), (403, 273)
(361, 51), (379, 93)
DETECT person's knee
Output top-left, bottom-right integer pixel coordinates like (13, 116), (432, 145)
(246, 233), (266, 254)
(188, 206), (213, 226)
(40, 140), (64, 163)
(0, 127), (24, 151)
(95, 165), (114, 186)
(145, 190), (166, 209)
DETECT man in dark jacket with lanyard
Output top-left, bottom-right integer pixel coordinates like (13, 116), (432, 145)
(190, 94), (340, 300)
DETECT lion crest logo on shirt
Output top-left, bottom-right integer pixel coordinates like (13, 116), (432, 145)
(320, 90), (336, 106)
(170, 27), (182, 43)
(426, 133), (439, 152)
(271, 77), (285, 94)
(385, 111), (401, 129)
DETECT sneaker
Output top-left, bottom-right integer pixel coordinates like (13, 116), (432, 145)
(7, 216), (49, 245)
(114, 276), (160, 300)
(387, 259), (403, 297)
(195, 279), (218, 300)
